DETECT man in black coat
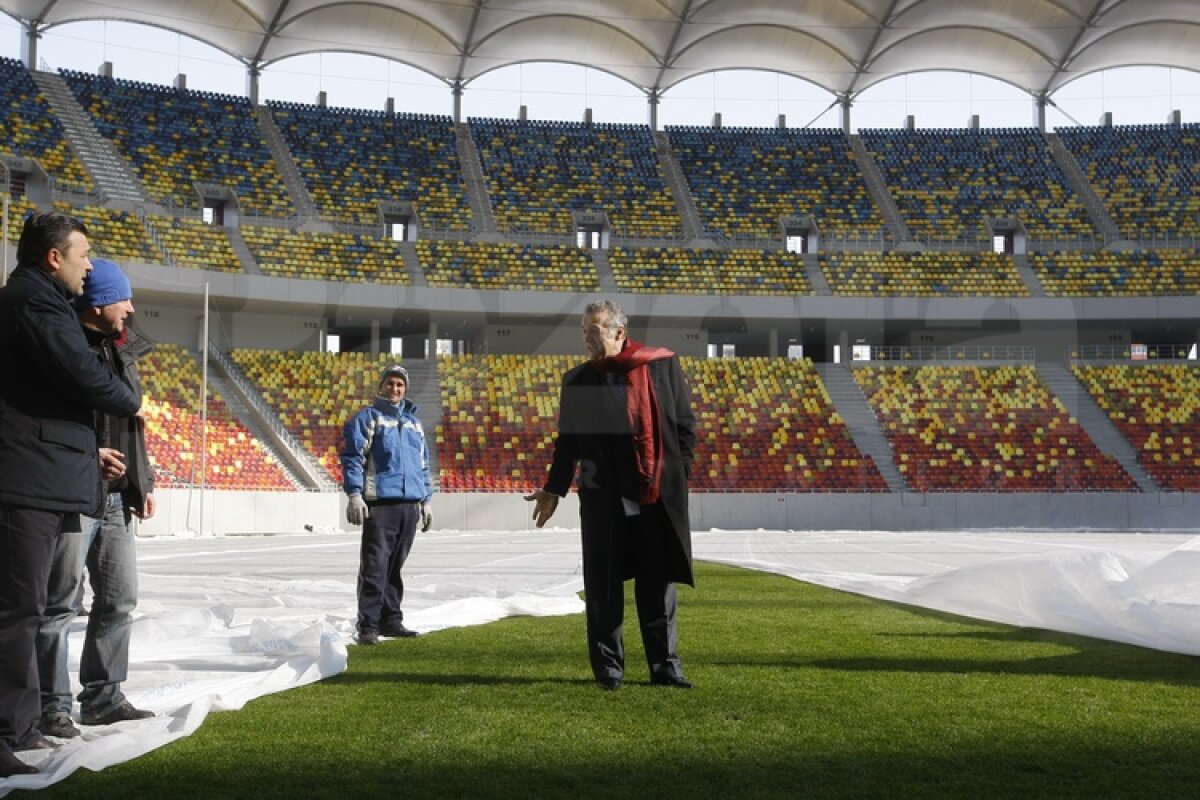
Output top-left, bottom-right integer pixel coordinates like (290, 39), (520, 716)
(0, 213), (140, 776)
(526, 300), (696, 691)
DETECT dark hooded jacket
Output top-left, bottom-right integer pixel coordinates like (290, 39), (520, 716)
(0, 264), (139, 514)
(86, 325), (156, 514)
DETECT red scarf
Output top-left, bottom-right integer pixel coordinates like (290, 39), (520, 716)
(591, 339), (675, 505)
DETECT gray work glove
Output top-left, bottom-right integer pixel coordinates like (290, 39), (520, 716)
(420, 502), (433, 533)
(346, 494), (369, 526)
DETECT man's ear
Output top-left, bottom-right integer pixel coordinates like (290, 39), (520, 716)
(45, 246), (64, 273)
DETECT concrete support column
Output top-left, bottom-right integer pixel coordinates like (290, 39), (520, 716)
(246, 66), (261, 106)
(21, 22), (39, 70)
(1033, 93), (1047, 132)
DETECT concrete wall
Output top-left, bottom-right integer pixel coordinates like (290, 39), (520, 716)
(137, 489), (343, 536)
(138, 489), (1200, 537)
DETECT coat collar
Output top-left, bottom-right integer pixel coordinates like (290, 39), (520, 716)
(13, 263), (74, 302)
(373, 395), (418, 415)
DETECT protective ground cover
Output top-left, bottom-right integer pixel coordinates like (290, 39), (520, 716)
(3, 527), (1195, 794)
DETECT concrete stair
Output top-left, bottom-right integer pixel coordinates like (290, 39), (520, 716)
(589, 248), (618, 291)
(225, 225), (262, 275)
(803, 252), (831, 295)
(31, 70), (146, 204)
(814, 363), (907, 491)
(1011, 252), (1046, 297)
(207, 345), (338, 491)
(849, 134), (910, 244)
(1044, 132), (1122, 242)
(653, 131), (703, 240)
(455, 123), (496, 233)
(254, 105), (318, 219)
(398, 241), (426, 287)
(399, 360), (441, 484)
(1037, 361), (1158, 492)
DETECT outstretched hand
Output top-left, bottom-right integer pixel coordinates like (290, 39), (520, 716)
(523, 489), (559, 528)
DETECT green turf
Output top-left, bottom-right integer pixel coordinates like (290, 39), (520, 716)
(33, 562), (1200, 799)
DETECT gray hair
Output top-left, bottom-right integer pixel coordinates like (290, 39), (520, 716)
(584, 299), (627, 331)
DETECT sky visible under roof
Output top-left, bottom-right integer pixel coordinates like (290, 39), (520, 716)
(0, 13), (1197, 129)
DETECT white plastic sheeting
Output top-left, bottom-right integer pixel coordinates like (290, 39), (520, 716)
(693, 529), (1200, 656)
(3, 527), (1197, 794)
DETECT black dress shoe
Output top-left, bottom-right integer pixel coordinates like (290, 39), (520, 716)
(81, 700), (154, 726)
(380, 623), (419, 638)
(39, 711), (81, 739)
(596, 677), (622, 691)
(0, 751), (38, 777)
(650, 675), (694, 689)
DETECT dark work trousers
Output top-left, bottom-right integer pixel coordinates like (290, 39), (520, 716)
(581, 502), (682, 683)
(356, 501), (420, 634)
(0, 505), (69, 753)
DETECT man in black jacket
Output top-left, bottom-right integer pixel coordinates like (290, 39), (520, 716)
(0, 214), (140, 776)
(526, 300), (697, 691)
(37, 259), (156, 740)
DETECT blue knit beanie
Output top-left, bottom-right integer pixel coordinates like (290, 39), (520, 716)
(74, 258), (132, 309)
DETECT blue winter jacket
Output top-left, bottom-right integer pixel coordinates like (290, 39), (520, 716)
(340, 396), (432, 503)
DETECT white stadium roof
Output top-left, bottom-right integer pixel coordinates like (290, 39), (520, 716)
(1, 0), (1198, 103)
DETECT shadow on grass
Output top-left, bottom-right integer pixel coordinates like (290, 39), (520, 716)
(807, 651), (1200, 686)
(327, 671), (590, 688)
(38, 738), (1200, 800)
(805, 621), (1200, 686)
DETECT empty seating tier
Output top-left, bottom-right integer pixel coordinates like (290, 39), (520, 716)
(62, 71), (292, 217)
(437, 354), (564, 492)
(241, 225), (411, 284)
(686, 357), (887, 491)
(438, 354), (886, 492)
(1074, 364), (1200, 491)
(1029, 249), (1200, 296)
(268, 102), (471, 230)
(854, 364), (1137, 492)
(861, 128), (1095, 241)
(470, 118), (682, 237)
(3, 194), (39, 244)
(1057, 123), (1200, 239)
(822, 251), (1030, 296)
(54, 202), (160, 264)
(147, 215), (242, 273)
(666, 126), (883, 240)
(0, 58), (93, 192)
(609, 246), (813, 295)
(138, 343), (294, 490)
(230, 350), (399, 484)
(417, 240), (598, 291)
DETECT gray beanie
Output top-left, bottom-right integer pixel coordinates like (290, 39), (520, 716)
(378, 363), (409, 392)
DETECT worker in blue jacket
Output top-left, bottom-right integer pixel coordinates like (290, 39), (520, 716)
(340, 363), (433, 645)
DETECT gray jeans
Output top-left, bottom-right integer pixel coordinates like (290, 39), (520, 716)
(36, 493), (138, 718)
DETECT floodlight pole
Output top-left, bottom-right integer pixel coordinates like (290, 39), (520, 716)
(2, 193), (8, 287)
(199, 282), (209, 535)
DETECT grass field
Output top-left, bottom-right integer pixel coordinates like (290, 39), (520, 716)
(33, 562), (1200, 799)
